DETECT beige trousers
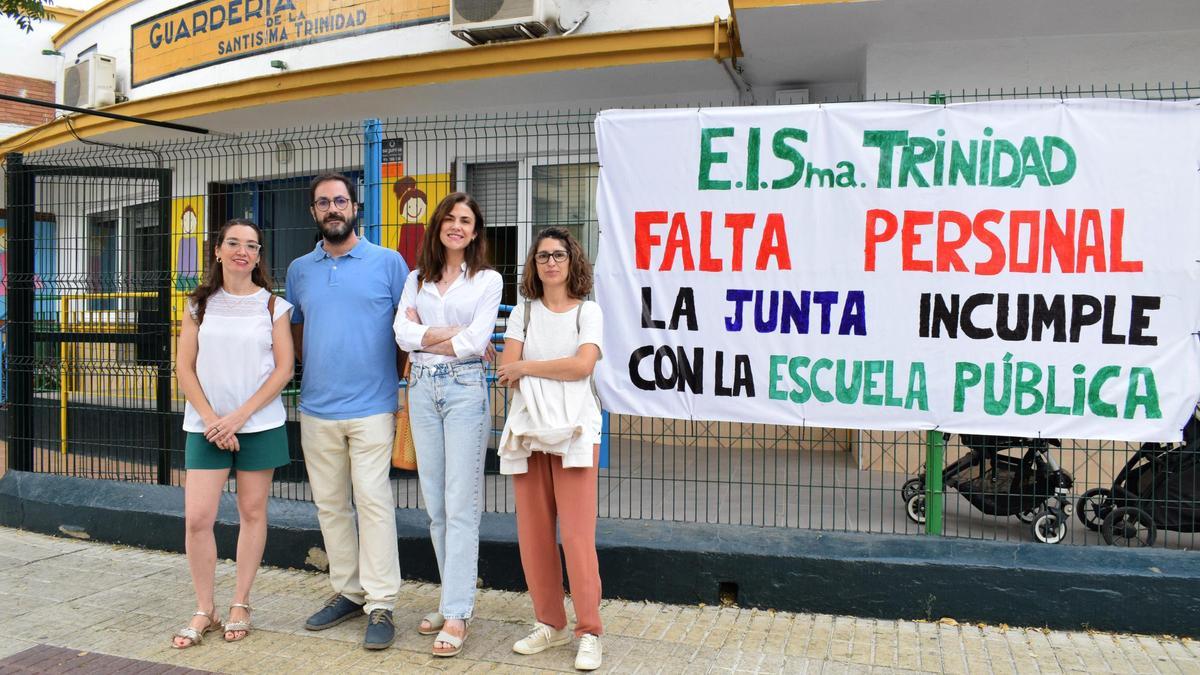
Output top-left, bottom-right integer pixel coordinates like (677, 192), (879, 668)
(300, 412), (401, 612)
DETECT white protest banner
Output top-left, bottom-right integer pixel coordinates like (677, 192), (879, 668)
(593, 100), (1200, 442)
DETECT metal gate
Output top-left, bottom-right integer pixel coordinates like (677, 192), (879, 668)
(5, 153), (174, 484)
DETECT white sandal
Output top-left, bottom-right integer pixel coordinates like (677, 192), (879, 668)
(171, 610), (222, 649)
(432, 620), (469, 657)
(224, 603), (252, 642)
(417, 611), (445, 635)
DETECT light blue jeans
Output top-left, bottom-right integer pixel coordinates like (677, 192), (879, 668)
(409, 359), (489, 620)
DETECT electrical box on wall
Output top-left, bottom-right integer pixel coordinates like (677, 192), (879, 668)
(451, 0), (559, 45)
(62, 54), (117, 109)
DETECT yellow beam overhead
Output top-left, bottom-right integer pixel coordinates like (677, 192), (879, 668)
(4, 22), (738, 155)
(733, 0), (875, 9)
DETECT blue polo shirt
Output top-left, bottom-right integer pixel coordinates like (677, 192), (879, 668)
(286, 238), (410, 420)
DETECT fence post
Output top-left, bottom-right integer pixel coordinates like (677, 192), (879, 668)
(362, 118), (382, 245)
(924, 431), (944, 535)
(5, 152), (34, 472)
(156, 170), (173, 485)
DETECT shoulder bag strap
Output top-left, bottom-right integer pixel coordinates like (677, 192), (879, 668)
(522, 299), (532, 354)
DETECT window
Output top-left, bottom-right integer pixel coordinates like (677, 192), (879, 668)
(122, 201), (161, 291)
(532, 162), (599, 262)
(466, 162), (520, 305)
(217, 172), (364, 284)
(86, 210), (118, 310)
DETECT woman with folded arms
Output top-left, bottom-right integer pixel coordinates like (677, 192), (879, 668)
(394, 192), (503, 658)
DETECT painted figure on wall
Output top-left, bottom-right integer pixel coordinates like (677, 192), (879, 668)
(394, 176), (427, 263)
(176, 205), (199, 290)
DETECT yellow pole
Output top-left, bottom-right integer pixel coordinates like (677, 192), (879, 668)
(54, 291), (159, 454)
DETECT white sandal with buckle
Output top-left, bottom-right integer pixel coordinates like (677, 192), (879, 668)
(224, 603), (253, 642)
(171, 610), (222, 649)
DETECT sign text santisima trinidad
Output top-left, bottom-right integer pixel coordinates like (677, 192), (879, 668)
(130, 0), (447, 86)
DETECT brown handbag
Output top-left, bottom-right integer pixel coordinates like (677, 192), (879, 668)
(391, 358), (417, 470)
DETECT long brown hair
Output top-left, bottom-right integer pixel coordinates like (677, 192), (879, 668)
(520, 227), (592, 300)
(189, 218), (274, 324)
(415, 192), (489, 284)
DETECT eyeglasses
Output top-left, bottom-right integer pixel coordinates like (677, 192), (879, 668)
(534, 250), (569, 265)
(312, 196), (352, 211)
(223, 239), (262, 253)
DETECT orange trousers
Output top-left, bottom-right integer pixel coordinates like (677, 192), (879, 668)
(512, 446), (603, 637)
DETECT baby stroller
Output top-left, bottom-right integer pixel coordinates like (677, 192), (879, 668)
(902, 434), (1074, 544)
(1076, 411), (1200, 547)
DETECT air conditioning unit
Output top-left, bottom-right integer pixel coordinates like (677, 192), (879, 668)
(62, 53), (117, 109)
(451, 0), (558, 45)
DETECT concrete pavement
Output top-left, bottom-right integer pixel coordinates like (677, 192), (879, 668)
(0, 527), (1196, 674)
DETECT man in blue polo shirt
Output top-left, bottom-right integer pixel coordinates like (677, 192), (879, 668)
(286, 172), (409, 650)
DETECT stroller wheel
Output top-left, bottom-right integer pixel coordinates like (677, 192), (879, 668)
(900, 478), (923, 502)
(1076, 488), (1112, 532)
(1031, 509), (1068, 544)
(905, 493), (927, 524)
(1101, 506), (1157, 547)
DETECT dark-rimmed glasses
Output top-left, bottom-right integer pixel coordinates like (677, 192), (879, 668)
(313, 196), (352, 211)
(534, 250), (569, 265)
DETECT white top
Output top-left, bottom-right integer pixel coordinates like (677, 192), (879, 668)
(393, 264), (504, 366)
(182, 288), (293, 433)
(498, 299), (604, 474)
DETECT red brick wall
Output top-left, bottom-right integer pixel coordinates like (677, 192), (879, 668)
(0, 73), (55, 127)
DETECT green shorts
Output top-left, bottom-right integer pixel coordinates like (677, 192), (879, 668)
(185, 425), (291, 472)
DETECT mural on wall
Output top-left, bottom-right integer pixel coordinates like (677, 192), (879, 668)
(175, 205), (200, 291)
(380, 172), (450, 263)
(171, 197), (205, 321)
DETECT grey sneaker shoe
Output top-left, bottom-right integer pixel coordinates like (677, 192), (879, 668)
(513, 622), (572, 655)
(305, 594), (364, 631)
(574, 633), (602, 671)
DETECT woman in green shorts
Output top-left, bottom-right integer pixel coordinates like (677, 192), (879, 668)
(172, 218), (295, 648)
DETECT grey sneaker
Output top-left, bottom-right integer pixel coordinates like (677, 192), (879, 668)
(513, 622), (572, 655)
(574, 633), (602, 671)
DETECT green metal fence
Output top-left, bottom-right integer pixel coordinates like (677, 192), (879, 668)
(4, 82), (1198, 549)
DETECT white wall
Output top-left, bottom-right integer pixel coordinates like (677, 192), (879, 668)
(865, 29), (1200, 96)
(2, 17), (69, 82)
(57, 0), (730, 102)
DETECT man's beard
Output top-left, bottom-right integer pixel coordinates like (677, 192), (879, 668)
(318, 212), (355, 244)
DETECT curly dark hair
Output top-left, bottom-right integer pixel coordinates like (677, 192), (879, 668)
(520, 227), (592, 300)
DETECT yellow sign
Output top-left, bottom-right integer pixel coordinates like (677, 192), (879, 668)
(131, 0), (448, 87)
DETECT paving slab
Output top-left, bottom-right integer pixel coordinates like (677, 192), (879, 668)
(0, 527), (1196, 674)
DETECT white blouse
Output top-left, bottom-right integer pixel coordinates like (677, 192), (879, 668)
(393, 264), (504, 366)
(498, 299), (604, 474)
(183, 288), (292, 433)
